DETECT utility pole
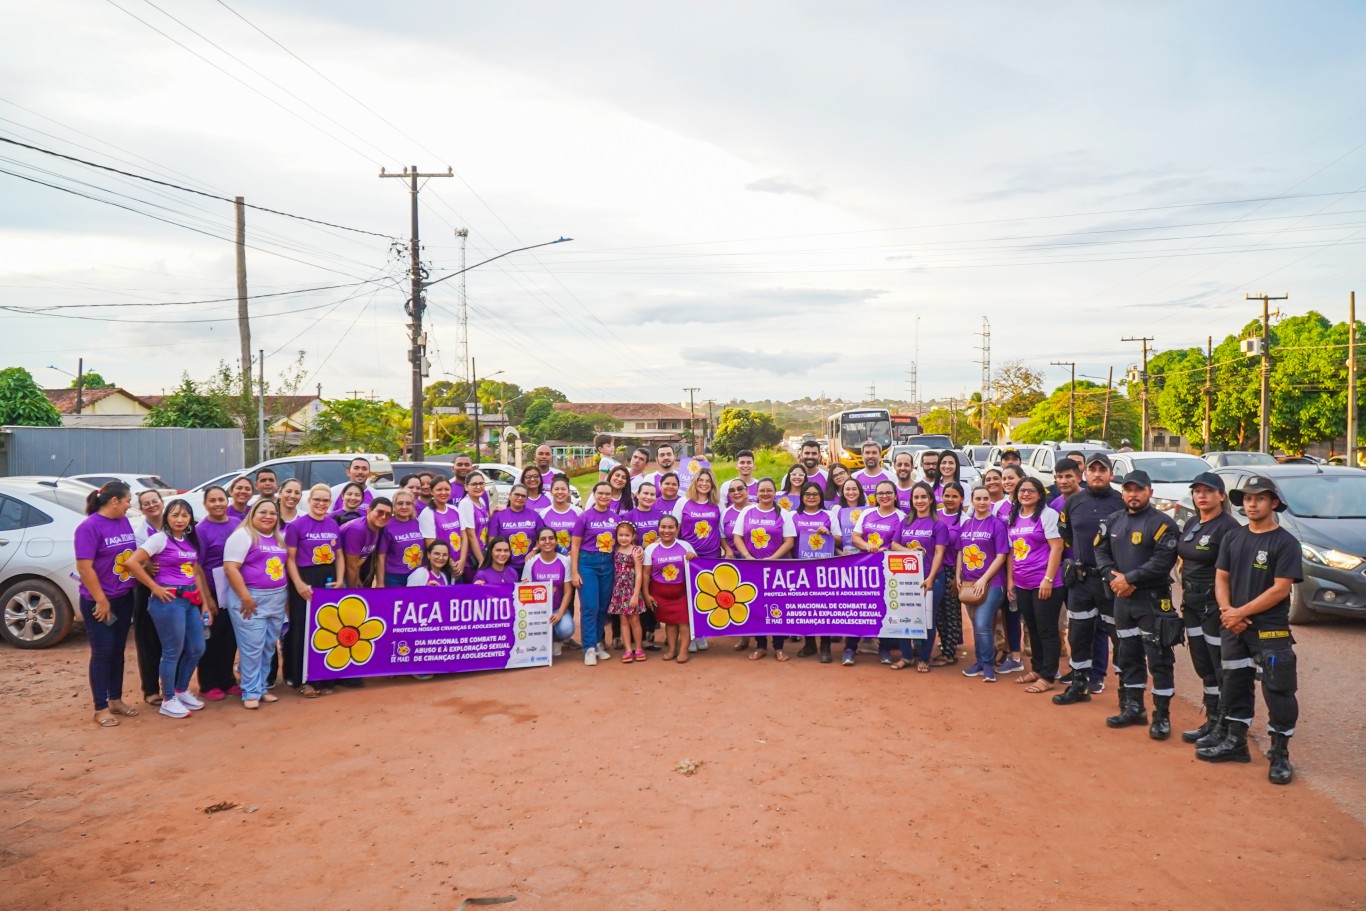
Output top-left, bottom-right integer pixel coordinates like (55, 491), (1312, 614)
(471, 357), (481, 461)
(909, 314), (921, 414)
(1203, 336), (1214, 454)
(1050, 360), (1076, 440)
(75, 357), (84, 415)
(235, 197), (253, 460)
(1246, 293), (1288, 454)
(978, 317), (992, 442)
(380, 165), (453, 460)
(454, 227), (469, 384)
(1344, 293), (1355, 469)
(705, 399), (716, 449)
(1123, 336), (1154, 449)
(257, 349), (266, 462)
(683, 387), (701, 455)
(1101, 366), (1114, 441)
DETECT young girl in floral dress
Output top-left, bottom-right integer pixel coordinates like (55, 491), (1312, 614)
(606, 521), (645, 663)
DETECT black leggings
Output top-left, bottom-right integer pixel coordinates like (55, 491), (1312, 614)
(753, 636), (785, 652)
(131, 583), (161, 698)
(1016, 585), (1064, 682)
(285, 563), (335, 686)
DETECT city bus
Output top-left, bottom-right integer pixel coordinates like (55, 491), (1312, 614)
(826, 408), (893, 469)
(890, 413), (923, 443)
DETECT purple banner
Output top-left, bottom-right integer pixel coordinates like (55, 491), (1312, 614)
(685, 552), (924, 639)
(303, 583), (552, 682)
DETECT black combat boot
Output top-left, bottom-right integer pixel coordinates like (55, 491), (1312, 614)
(1149, 695), (1172, 740)
(1196, 720), (1251, 763)
(1182, 695), (1221, 743)
(1106, 690), (1148, 728)
(1194, 712), (1228, 750)
(1052, 672), (1091, 705)
(1267, 733), (1294, 785)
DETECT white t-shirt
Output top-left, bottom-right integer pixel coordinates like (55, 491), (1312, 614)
(628, 472), (649, 493)
(598, 455), (620, 476)
(139, 530), (175, 557)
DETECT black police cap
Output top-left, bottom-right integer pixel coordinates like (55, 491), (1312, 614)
(1189, 471), (1226, 494)
(1229, 475), (1287, 512)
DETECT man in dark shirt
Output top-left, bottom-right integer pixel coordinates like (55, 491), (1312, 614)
(1053, 454), (1125, 705)
(1197, 476), (1303, 785)
(1094, 469), (1180, 738)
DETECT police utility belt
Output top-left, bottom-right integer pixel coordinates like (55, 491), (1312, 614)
(1062, 560), (1099, 586)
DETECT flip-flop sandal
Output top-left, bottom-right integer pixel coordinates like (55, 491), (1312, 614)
(774, 651), (790, 662)
(109, 704), (139, 717)
(299, 685), (321, 699)
(929, 655), (957, 667)
(94, 712), (119, 727)
(622, 653), (635, 663)
(1015, 672), (1041, 685)
(733, 639), (751, 652)
(748, 650), (767, 660)
(889, 659), (914, 670)
(145, 695), (163, 707)
(915, 662), (932, 673)
(1025, 680), (1055, 693)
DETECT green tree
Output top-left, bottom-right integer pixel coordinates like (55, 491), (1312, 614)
(1210, 322), (1263, 450)
(520, 398), (556, 440)
(921, 406), (974, 445)
(144, 377), (235, 428)
(299, 398), (409, 457)
(710, 407), (783, 457)
(1148, 347), (1209, 448)
(1269, 312), (1345, 453)
(0, 367), (62, 426)
(1013, 381), (1139, 446)
(992, 359), (1046, 416)
(538, 411), (598, 442)
(72, 371), (115, 390)
(524, 386), (567, 404)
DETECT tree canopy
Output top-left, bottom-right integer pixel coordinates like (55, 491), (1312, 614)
(144, 377), (235, 429)
(0, 367), (62, 426)
(1013, 380), (1139, 445)
(710, 407), (783, 457)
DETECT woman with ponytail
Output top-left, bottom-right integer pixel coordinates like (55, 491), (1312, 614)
(74, 481), (139, 728)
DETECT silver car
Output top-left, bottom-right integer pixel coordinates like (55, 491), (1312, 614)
(0, 477), (97, 649)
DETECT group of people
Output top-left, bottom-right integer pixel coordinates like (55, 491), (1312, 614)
(73, 436), (1300, 784)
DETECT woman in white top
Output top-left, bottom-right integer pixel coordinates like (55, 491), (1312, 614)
(407, 539), (457, 587)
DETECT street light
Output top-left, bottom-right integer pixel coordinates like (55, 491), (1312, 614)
(47, 361), (85, 414)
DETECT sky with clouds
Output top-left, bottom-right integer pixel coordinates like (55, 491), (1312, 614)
(3, 1), (1366, 409)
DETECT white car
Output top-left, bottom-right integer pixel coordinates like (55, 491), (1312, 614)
(0, 477), (99, 649)
(1109, 451), (1212, 518)
(185, 453), (396, 517)
(73, 473), (178, 499)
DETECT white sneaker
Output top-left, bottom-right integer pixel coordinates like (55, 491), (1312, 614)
(584, 651), (598, 666)
(552, 642), (563, 657)
(594, 645), (610, 659)
(159, 697), (190, 719)
(176, 691), (205, 710)
(696, 639), (709, 651)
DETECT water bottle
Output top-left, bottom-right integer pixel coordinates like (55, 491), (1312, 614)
(202, 608), (212, 640)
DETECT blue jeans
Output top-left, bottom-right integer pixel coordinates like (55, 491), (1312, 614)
(552, 612), (575, 641)
(226, 585), (287, 700)
(147, 595), (207, 699)
(972, 587), (1007, 667)
(577, 551), (614, 650)
(80, 592), (135, 711)
(384, 572), (408, 587)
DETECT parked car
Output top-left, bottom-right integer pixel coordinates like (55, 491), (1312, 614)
(0, 477), (98, 649)
(1174, 465), (1366, 623)
(963, 445), (994, 470)
(1107, 451), (1210, 519)
(185, 453), (396, 517)
(73, 473), (178, 498)
(886, 444), (929, 468)
(1022, 443), (1112, 489)
(902, 434), (954, 451)
(989, 444), (1041, 468)
(1202, 451), (1280, 470)
(1278, 454), (1326, 465)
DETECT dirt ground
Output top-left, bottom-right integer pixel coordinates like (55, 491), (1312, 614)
(3, 635), (1365, 911)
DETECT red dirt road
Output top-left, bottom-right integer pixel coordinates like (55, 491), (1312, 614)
(3, 638), (1364, 911)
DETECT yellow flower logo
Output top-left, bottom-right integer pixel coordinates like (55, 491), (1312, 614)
(643, 530), (658, 546)
(963, 544), (986, 571)
(479, 527), (489, 545)
(555, 529), (570, 549)
(694, 563), (756, 630)
(113, 549), (133, 582)
(850, 508), (863, 525)
(750, 526), (771, 549)
(265, 556), (285, 582)
(688, 459), (701, 473)
(448, 531), (462, 552)
(662, 563), (679, 582)
(905, 538), (924, 551)
(509, 532), (531, 556)
(595, 531), (614, 551)
(1012, 537), (1031, 563)
(808, 532), (825, 551)
(402, 543), (422, 569)
(179, 561), (195, 579)
(312, 544), (336, 565)
(866, 531), (884, 551)
(777, 496), (793, 511)
(694, 519), (712, 539)
(311, 595), (385, 670)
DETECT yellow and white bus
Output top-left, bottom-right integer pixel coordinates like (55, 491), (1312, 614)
(825, 408), (893, 469)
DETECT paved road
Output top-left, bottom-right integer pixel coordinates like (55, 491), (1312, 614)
(1171, 611), (1366, 823)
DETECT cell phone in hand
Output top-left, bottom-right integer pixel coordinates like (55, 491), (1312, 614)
(102, 610), (118, 627)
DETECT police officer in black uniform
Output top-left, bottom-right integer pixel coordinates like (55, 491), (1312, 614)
(1094, 468), (1181, 738)
(1053, 453), (1124, 706)
(1196, 475), (1302, 784)
(1176, 472), (1241, 743)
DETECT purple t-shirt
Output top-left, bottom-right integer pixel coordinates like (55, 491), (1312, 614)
(522, 553), (570, 610)
(331, 484), (374, 512)
(938, 510), (966, 566)
(488, 506), (545, 569)
(853, 469), (891, 502)
(806, 468), (829, 489)
(572, 506), (621, 554)
(721, 505), (746, 545)
(897, 514), (949, 557)
(74, 513), (138, 600)
(526, 492), (551, 513)
(643, 540), (695, 584)
(892, 483), (916, 512)
(196, 516), (237, 572)
(837, 506), (866, 553)
(854, 508), (904, 553)
(474, 565), (519, 585)
(674, 499), (722, 556)
(140, 531), (201, 588)
(1007, 507), (1062, 590)
(735, 505), (795, 559)
(791, 509), (839, 559)
(959, 514), (1010, 588)
(379, 516), (426, 577)
(624, 504), (666, 548)
(339, 517), (380, 562)
(457, 496), (492, 552)
(991, 498), (1012, 520)
(224, 529), (289, 590)
(418, 503), (463, 557)
(285, 514), (342, 569)
(227, 503), (249, 523)
(540, 505), (580, 556)
(774, 490), (802, 513)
